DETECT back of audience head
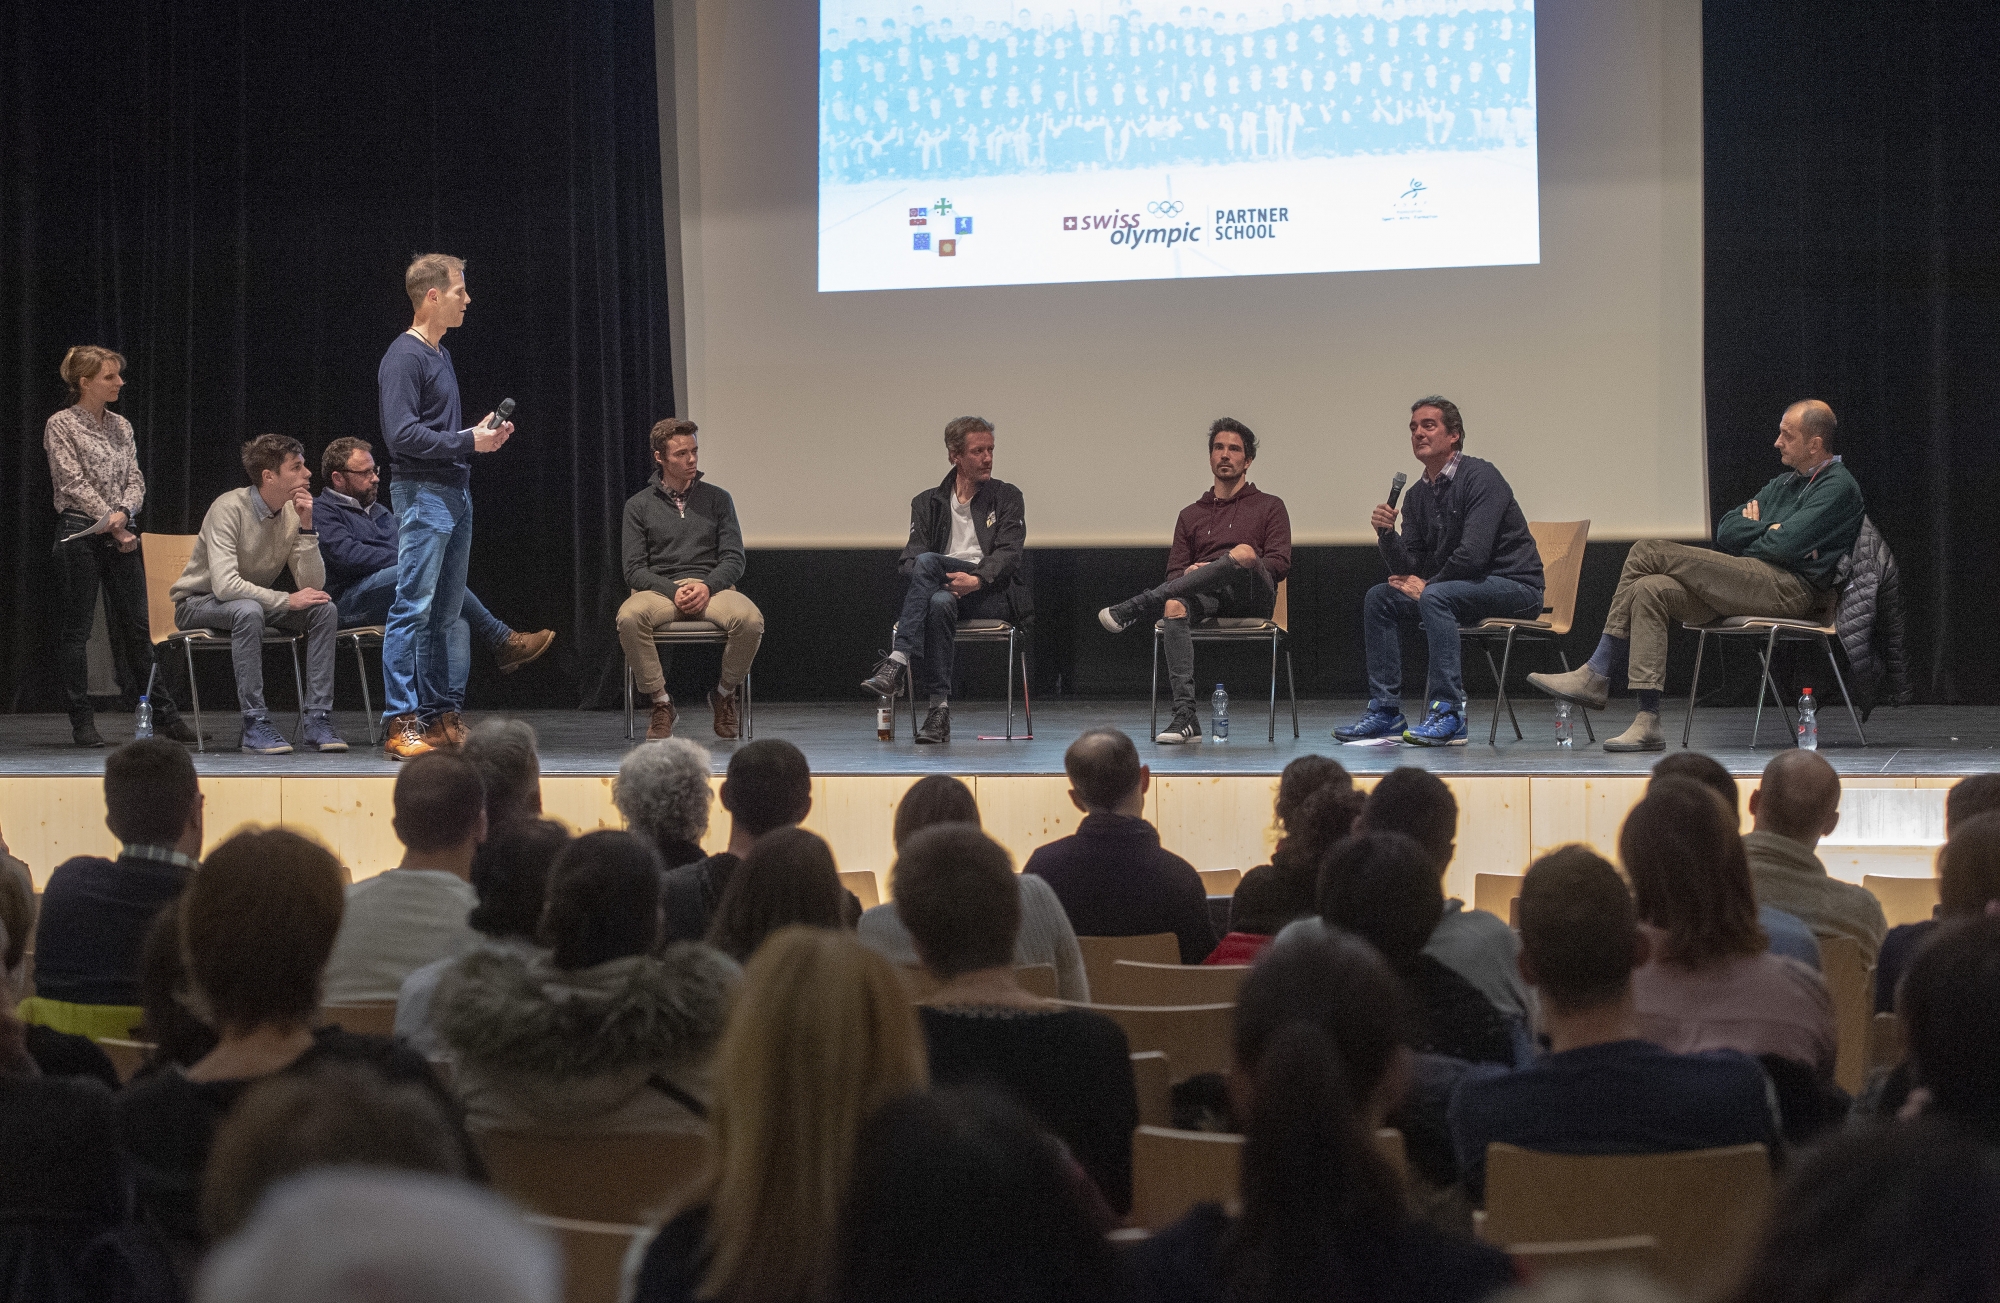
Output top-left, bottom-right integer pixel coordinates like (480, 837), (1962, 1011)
(538, 831), (661, 971)
(704, 927), (926, 1303)
(836, 1087), (1126, 1303)
(613, 737), (713, 864)
(1721, 1119), (2000, 1303)
(468, 819), (571, 942)
(1517, 846), (1644, 1016)
(1065, 727), (1146, 814)
(705, 826), (848, 962)
(892, 774), (981, 848)
(1274, 754), (1352, 833)
(197, 1169), (558, 1303)
(1940, 812), (2000, 919)
(184, 829), (346, 1035)
(1620, 776), (1765, 969)
(460, 719), (541, 829)
(200, 1059), (468, 1242)
(105, 737), (203, 849)
(1316, 830), (1443, 973)
(1901, 916), (2000, 1144)
(1650, 749), (1739, 822)
(1948, 773), (2000, 838)
(1270, 765), (1366, 883)
(139, 898), (221, 1069)
(1356, 766), (1457, 873)
(720, 739), (813, 837)
(894, 824), (1020, 980)
(1225, 929), (1412, 1297)
(1750, 749), (1842, 845)
(393, 752), (487, 857)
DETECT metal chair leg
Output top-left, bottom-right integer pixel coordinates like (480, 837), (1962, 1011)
(1682, 632), (1707, 748)
(289, 640), (306, 737)
(353, 637), (380, 746)
(184, 640), (204, 754)
(742, 670), (754, 740)
(1557, 650), (1595, 743)
(1020, 649), (1034, 737)
(625, 663), (635, 740)
(1496, 628), (1521, 743)
(1483, 646), (1506, 745)
(1005, 628), (1017, 740)
(1149, 627), (1161, 738)
(1823, 635), (1868, 746)
(907, 654), (919, 743)
(1285, 645), (1299, 739)
(1267, 630), (1278, 743)
(1750, 627), (1780, 747)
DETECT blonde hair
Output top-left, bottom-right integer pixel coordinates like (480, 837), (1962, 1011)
(60, 345), (126, 400)
(405, 253), (466, 309)
(696, 927), (926, 1303)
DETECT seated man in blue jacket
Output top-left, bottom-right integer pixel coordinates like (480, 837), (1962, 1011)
(314, 438), (553, 699)
(1336, 397), (1545, 747)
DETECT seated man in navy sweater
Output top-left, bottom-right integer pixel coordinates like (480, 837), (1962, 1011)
(1449, 845), (1780, 1204)
(1336, 397), (1544, 747)
(315, 437), (553, 697)
(1022, 728), (1215, 964)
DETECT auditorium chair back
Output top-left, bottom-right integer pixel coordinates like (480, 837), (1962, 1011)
(524, 1214), (646, 1303)
(1818, 935), (1874, 1094)
(1095, 960), (1250, 1007)
(478, 1129), (710, 1225)
(1075, 933), (1179, 997)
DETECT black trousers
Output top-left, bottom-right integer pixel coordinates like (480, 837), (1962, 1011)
(54, 514), (180, 719)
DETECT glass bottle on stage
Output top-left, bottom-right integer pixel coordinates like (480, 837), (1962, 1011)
(876, 696), (895, 742)
(1211, 684), (1229, 742)
(1797, 688), (1818, 751)
(1554, 700), (1572, 748)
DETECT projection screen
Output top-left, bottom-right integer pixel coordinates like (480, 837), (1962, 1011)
(661, 0), (1704, 547)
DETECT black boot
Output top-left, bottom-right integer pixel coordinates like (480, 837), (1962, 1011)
(71, 713), (105, 747)
(860, 652), (908, 698)
(156, 709), (199, 746)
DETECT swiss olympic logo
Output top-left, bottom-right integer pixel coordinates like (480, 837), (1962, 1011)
(1146, 200), (1184, 216)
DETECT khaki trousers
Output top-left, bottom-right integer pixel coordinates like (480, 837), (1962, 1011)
(1605, 541), (1819, 691)
(617, 588), (764, 697)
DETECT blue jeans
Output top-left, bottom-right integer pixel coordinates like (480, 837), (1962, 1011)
(385, 481), (474, 720)
(894, 553), (1009, 701)
(1363, 575), (1543, 712)
(337, 565), (510, 703)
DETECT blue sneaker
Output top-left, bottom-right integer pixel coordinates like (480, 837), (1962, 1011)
(239, 715), (293, 755)
(299, 711), (348, 753)
(1333, 707), (1408, 741)
(1402, 700), (1469, 747)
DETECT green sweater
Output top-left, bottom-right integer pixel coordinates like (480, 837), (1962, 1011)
(1712, 459), (1864, 588)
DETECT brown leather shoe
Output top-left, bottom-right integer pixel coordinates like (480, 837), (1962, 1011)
(423, 711), (467, 751)
(709, 686), (740, 739)
(384, 714), (433, 761)
(495, 629), (555, 675)
(647, 697), (677, 740)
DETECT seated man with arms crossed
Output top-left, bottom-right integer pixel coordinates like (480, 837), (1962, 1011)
(1096, 418), (1290, 745)
(618, 418), (763, 740)
(1529, 399), (1864, 751)
(861, 416), (1029, 744)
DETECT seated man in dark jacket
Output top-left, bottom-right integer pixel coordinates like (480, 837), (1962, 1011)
(1336, 397), (1544, 748)
(1530, 399), (1865, 752)
(314, 437), (553, 697)
(1023, 729), (1215, 964)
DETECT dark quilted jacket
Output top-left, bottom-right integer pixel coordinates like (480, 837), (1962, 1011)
(1833, 517), (1912, 714)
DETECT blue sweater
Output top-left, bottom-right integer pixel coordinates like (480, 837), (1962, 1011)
(1380, 455), (1544, 591)
(378, 333), (470, 487)
(314, 490), (399, 599)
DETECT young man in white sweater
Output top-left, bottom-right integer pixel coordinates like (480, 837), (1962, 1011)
(170, 433), (346, 754)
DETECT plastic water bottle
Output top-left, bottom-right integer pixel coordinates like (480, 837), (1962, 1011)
(1553, 700), (1572, 748)
(133, 696), (153, 740)
(1796, 688), (1818, 751)
(876, 696), (894, 742)
(1211, 683), (1230, 742)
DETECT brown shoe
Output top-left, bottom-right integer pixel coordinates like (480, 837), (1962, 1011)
(709, 686), (740, 740)
(647, 697), (677, 740)
(385, 714), (433, 761)
(423, 711), (467, 751)
(495, 629), (555, 675)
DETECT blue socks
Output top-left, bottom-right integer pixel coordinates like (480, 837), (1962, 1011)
(1585, 633), (1629, 680)
(1636, 689), (1661, 714)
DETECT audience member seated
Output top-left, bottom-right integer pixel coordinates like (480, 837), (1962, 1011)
(705, 827), (860, 963)
(857, 776), (1090, 1000)
(1623, 779), (1835, 1076)
(898, 823), (1138, 1216)
(115, 829), (464, 1276)
(195, 1169), (559, 1303)
(1023, 728), (1214, 964)
(630, 927), (926, 1303)
(663, 739), (812, 943)
(436, 830), (736, 1134)
(1720, 1120), (2000, 1303)
(615, 737), (716, 870)
(24, 738), (203, 1040)
(1877, 809), (2000, 1013)
(1448, 846), (1780, 1204)
(1210, 756), (1362, 962)
(198, 1059), (470, 1243)
(460, 718), (543, 830)
(836, 1087), (1129, 1303)
(0, 868), (117, 1087)
(1129, 927), (1517, 1303)
(321, 752), (486, 1003)
(133, 898), (220, 1075)
(1898, 916), (2000, 1145)
(1321, 831), (1521, 1068)
(1651, 751), (1822, 969)
(395, 819), (570, 1056)
(1743, 751), (1886, 960)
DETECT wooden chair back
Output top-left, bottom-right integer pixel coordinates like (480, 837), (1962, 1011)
(1375, 1127), (1409, 1191)
(839, 870), (881, 909)
(1473, 873), (1524, 924)
(1819, 934), (1874, 1094)
(140, 534), (199, 645)
(1077, 933), (1180, 998)
(95, 1037), (155, 1084)
(1482, 1142), (1770, 1297)
(1097, 960), (1250, 1007)
(1064, 1002), (1234, 1080)
(1869, 1010), (1905, 1071)
(479, 1129), (710, 1225)
(1198, 868), (1242, 897)
(1270, 578), (1289, 634)
(1862, 875), (1939, 927)
(1131, 1051), (1173, 1128)
(1506, 1236), (1663, 1280)
(523, 1215), (645, 1303)
(316, 1001), (398, 1037)
(1130, 1125), (1241, 1230)
(1526, 521), (1591, 637)
(1015, 963), (1059, 998)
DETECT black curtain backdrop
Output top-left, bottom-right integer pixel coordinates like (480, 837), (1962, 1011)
(5, 1), (1998, 716)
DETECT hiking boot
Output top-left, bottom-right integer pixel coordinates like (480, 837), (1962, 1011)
(1603, 710), (1665, 752)
(1401, 700), (1469, 747)
(647, 697), (678, 740)
(916, 701), (951, 744)
(70, 713), (105, 747)
(1526, 664), (1610, 711)
(860, 653), (906, 698)
(299, 711), (348, 753)
(495, 629), (555, 675)
(708, 687), (740, 740)
(1333, 707), (1408, 742)
(239, 715), (293, 755)
(385, 714), (433, 761)
(1154, 705), (1201, 744)
(422, 711), (466, 751)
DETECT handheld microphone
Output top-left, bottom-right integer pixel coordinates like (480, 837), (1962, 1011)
(486, 397), (516, 430)
(1378, 471), (1407, 538)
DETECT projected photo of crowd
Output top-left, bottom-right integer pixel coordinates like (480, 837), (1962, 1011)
(819, 0), (1536, 184)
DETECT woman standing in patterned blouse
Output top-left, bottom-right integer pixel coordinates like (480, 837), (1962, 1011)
(45, 346), (194, 746)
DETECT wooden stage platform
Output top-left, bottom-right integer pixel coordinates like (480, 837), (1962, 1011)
(0, 701), (1981, 906)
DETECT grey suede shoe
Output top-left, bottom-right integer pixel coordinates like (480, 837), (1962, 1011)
(1602, 710), (1665, 752)
(1526, 664), (1611, 711)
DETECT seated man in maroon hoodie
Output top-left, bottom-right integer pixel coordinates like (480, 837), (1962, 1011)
(1096, 418), (1291, 744)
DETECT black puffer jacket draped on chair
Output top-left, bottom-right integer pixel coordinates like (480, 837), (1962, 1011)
(1833, 516), (1912, 717)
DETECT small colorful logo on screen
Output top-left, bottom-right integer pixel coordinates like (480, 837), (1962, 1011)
(938, 239), (957, 256)
(909, 217), (926, 226)
(954, 217), (973, 235)
(934, 198), (955, 216)
(913, 233), (931, 251)
(909, 207), (928, 217)
(1063, 216), (1078, 231)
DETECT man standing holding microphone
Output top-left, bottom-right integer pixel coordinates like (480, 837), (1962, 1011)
(377, 253), (515, 760)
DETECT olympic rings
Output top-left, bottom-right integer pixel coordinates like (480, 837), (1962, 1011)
(1146, 200), (1184, 215)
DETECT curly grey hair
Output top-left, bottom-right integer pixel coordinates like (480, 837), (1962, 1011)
(614, 737), (714, 853)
